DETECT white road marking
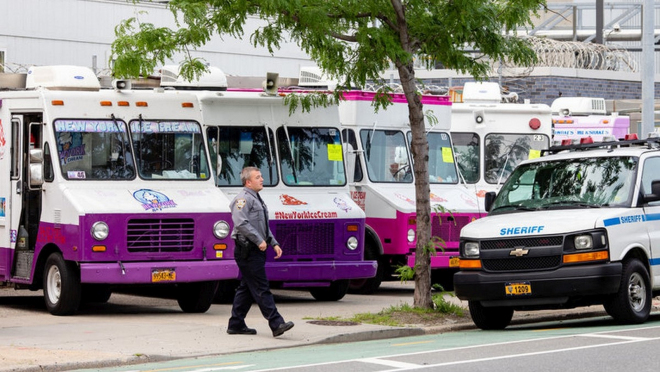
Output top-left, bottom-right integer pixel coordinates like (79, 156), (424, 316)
(358, 358), (421, 369)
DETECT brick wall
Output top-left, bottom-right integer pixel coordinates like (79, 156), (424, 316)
(418, 75), (660, 107)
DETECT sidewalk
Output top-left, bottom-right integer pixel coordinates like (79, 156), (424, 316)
(0, 283), (651, 372)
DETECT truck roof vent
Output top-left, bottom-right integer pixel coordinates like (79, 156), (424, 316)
(25, 65), (100, 91)
(159, 65), (227, 91)
(551, 97), (607, 116)
(462, 82), (502, 103)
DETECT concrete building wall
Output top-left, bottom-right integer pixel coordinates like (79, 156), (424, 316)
(0, 0), (314, 77)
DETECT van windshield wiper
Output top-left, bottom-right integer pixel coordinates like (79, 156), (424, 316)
(539, 201), (602, 209)
(491, 204), (537, 212)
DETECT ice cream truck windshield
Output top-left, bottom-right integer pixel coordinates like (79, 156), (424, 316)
(129, 120), (210, 180)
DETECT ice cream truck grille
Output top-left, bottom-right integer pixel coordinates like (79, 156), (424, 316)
(127, 218), (195, 253)
(431, 215), (472, 244)
(482, 255), (562, 272)
(274, 223), (335, 257)
(480, 236), (564, 250)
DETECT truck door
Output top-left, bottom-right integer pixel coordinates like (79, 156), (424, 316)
(9, 115), (43, 279)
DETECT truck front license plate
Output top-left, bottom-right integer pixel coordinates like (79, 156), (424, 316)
(152, 269), (176, 283)
(505, 282), (531, 296)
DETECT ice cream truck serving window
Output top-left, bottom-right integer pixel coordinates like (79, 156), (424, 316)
(491, 156), (636, 213)
(277, 127), (346, 186)
(55, 119), (136, 180)
(130, 120), (210, 180)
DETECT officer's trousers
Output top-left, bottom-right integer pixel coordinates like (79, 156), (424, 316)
(228, 249), (284, 332)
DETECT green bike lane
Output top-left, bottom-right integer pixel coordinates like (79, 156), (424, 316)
(75, 314), (660, 372)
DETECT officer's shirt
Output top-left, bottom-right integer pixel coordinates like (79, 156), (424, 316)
(230, 187), (279, 247)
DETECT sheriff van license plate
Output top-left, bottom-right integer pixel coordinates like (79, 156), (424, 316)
(505, 281), (531, 296)
(152, 269), (176, 283)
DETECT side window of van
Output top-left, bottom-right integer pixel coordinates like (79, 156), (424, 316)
(642, 157), (660, 205)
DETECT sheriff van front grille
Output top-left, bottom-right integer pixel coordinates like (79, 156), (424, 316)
(481, 236), (563, 250)
(482, 256), (562, 271)
(127, 218), (195, 252)
(274, 223), (334, 257)
(432, 215), (472, 245)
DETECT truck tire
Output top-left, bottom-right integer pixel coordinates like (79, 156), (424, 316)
(349, 240), (383, 294)
(468, 300), (513, 330)
(349, 259), (384, 294)
(603, 258), (651, 324)
(214, 280), (239, 304)
(177, 281), (219, 313)
(43, 253), (82, 316)
(81, 284), (112, 304)
(310, 280), (349, 301)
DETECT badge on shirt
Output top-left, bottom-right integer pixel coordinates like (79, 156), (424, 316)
(236, 198), (247, 210)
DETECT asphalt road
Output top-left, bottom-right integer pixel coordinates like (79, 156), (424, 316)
(77, 314), (660, 372)
(0, 281), (633, 372)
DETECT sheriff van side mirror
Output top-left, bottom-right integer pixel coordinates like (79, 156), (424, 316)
(643, 180), (660, 204)
(484, 191), (497, 212)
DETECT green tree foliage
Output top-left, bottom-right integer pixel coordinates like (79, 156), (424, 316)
(112, 0), (546, 309)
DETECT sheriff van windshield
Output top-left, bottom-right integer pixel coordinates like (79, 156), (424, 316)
(489, 156), (637, 214)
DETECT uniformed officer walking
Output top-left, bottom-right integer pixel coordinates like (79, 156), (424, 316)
(227, 166), (294, 337)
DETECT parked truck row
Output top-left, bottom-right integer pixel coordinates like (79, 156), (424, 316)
(1, 64), (635, 322)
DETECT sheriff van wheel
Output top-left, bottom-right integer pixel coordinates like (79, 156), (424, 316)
(603, 258), (652, 324)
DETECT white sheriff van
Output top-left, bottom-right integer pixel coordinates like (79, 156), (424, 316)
(454, 134), (660, 330)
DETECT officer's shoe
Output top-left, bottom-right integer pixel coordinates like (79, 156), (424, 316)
(272, 321), (294, 337)
(227, 327), (257, 335)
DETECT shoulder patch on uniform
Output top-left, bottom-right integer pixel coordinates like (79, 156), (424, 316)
(236, 199), (247, 210)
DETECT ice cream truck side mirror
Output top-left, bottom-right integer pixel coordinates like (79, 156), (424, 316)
(484, 191), (497, 212)
(29, 148), (44, 188)
(643, 180), (660, 204)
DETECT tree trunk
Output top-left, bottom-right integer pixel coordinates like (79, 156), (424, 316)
(397, 61), (433, 309)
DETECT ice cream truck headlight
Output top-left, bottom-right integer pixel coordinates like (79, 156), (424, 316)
(213, 220), (230, 239)
(346, 236), (359, 250)
(91, 222), (109, 241)
(407, 229), (415, 242)
(574, 235), (593, 250)
(464, 241), (480, 258)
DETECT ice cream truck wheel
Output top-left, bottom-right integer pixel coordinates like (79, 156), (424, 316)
(348, 230), (385, 294)
(176, 281), (220, 313)
(43, 253), (82, 316)
(309, 280), (350, 301)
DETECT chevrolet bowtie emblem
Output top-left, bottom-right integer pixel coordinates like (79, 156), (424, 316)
(509, 248), (529, 257)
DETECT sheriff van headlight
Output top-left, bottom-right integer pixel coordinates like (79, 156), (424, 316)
(91, 221), (109, 241)
(407, 229), (415, 242)
(346, 236), (358, 250)
(464, 241), (480, 258)
(214, 221), (230, 239)
(574, 235), (593, 250)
